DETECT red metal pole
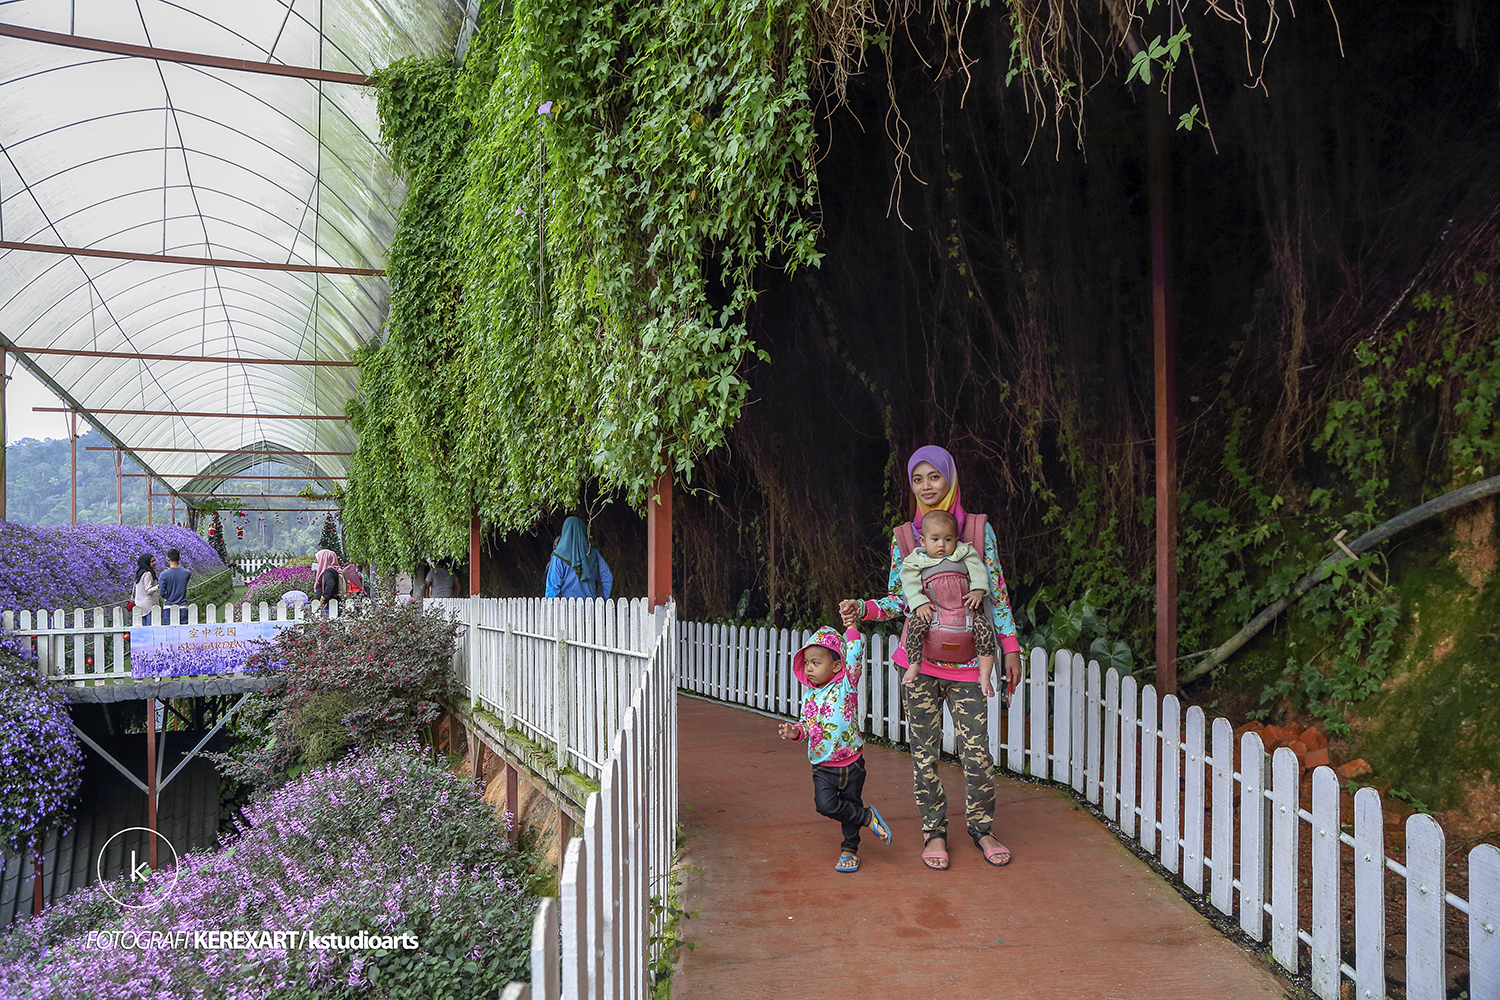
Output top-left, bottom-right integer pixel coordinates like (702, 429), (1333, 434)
(115, 450), (122, 524)
(145, 698), (158, 870)
(469, 511), (481, 597)
(12, 346), (359, 366)
(147, 478), (153, 524)
(69, 412), (77, 525)
(32, 845), (43, 916)
(647, 469), (673, 610)
(37, 406), (348, 420)
(0, 23), (374, 85)
(0, 240), (383, 276)
(1150, 95), (1179, 696)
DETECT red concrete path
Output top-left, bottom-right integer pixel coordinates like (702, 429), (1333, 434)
(673, 696), (1290, 1000)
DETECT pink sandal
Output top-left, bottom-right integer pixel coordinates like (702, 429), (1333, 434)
(973, 831), (1012, 867)
(922, 833), (950, 871)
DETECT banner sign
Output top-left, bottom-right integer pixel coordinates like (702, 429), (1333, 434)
(129, 620), (294, 679)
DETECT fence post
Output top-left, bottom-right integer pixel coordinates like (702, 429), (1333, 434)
(1270, 746), (1300, 972)
(555, 636), (570, 766)
(530, 897), (560, 1000)
(1405, 813), (1446, 1000)
(469, 594), (481, 711)
(1239, 732), (1270, 943)
(503, 622), (515, 730)
(1311, 766), (1341, 999)
(1470, 843), (1500, 1000)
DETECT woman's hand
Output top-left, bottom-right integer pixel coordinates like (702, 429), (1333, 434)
(838, 599), (862, 628)
(1004, 651), (1023, 695)
(963, 589), (985, 610)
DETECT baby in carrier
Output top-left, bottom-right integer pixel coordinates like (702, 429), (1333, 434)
(899, 509), (998, 690)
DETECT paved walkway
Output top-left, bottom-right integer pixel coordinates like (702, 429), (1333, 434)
(673, 696), (1290, 1000)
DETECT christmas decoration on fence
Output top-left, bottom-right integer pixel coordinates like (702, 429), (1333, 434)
(207, 509), (228, 563)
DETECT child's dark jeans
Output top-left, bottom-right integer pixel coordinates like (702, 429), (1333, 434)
(812, 757), (868, 854)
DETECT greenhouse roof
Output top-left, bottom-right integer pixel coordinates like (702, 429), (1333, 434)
(0, 0), (468, 500)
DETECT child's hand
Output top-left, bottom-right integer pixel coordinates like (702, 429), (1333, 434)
(913, 602), (935, 622)
(840, 603), (860, 629)
(778, 722), (801, 741)
(963, 589), (986, 611)
(901, 665), (921, 686)
(978, 666), (996, 699)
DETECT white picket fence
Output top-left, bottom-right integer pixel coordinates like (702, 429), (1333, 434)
(431, 597), (662, 782)
(677, 622), (1500, 1000)
(443, 598), (679, 1000)
(230, 554), (288, 585)
(4, 600), (352, 685)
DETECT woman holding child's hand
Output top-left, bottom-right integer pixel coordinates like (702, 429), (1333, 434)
(838, 445), (1023, 871)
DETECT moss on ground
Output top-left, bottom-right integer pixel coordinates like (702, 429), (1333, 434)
(1356, 550), (1500, 812)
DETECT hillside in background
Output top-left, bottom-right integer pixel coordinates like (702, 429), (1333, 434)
(4, 431), (328, 554)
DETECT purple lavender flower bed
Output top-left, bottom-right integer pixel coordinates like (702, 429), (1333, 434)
(0, 744), (536, 998)
(245, 565), (315, 607)
(0, 522), (223, 614)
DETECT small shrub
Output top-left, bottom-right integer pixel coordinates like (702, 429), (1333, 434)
(0, 744), (537, 999)
(211, 599), (461, 792)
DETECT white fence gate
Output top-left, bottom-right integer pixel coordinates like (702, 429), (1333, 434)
(444, 598), (679, 1000)
(677, 622), (1500, 1000)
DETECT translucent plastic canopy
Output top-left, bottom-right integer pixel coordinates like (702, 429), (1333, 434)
(0, 0), (466, 499)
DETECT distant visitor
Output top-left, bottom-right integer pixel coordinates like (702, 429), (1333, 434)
(545, 516), (613, 599)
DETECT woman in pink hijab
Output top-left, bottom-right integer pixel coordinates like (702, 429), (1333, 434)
(840, 445), (1023, 870)
(312, 549), (343, 609)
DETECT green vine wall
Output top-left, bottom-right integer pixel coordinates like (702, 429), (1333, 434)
(346, 0), (826, 565)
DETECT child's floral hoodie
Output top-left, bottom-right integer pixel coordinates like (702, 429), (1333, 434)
(790, 626), (865, 766)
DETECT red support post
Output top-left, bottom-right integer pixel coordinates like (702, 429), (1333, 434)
(115, 450), (122, 524)
(469, 511), (481, 597)
(647, 469), (673, 610)
(68, 412), (77, 525)
(145, 699), (158, 869)
(1150, 95), (1179, 696)
(32, 846), (43, 916)
(505, 763), (520, 844)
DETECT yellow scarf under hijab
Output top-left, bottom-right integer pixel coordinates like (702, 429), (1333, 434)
(907, 445), (967, 536)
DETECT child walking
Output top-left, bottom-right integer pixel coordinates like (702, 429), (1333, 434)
(777, 624), (893, 872)
(898, 508), (998, 691)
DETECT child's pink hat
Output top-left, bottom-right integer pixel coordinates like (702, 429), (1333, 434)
(793, 626), (845, 687)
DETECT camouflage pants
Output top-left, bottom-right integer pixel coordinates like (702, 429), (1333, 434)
(904, 672), (995, 840)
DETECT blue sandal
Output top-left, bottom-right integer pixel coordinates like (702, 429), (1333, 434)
(866, 805), (893, 845)
(835, 853), (860, 873)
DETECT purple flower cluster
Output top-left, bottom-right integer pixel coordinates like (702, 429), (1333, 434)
(0, 657), (82, 854)
(0, 743), (536, 998)
(0, 522), (224, 614)
(244, 566), (315, 607)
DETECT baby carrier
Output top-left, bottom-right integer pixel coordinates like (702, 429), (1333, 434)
(895, 513), (990, 664)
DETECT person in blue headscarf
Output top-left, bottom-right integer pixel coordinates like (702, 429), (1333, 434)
(545, 516), (613, 598)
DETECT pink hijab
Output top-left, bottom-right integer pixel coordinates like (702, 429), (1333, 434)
(314, 549), (340, 591)
(907, 445), (967, 538)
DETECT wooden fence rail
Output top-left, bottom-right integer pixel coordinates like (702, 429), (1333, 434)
(676, 622), (1500, 1000)
(444, 598), (680, 1000)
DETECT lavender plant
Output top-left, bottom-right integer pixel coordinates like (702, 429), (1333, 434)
(0, 652), (82, 857)
(0, 743), (536, 998)
(211, 599), (461, 792)
(244, 565), (316, 607)
(0, 522), (223, 614)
